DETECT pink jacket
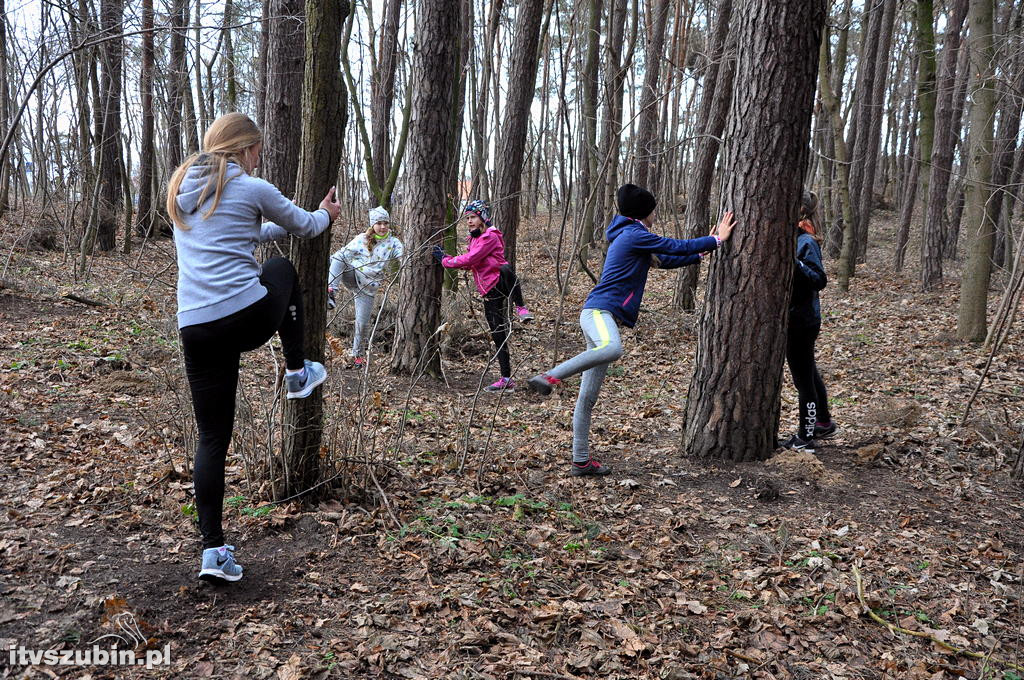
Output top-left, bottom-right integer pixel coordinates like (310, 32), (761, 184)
(441, 227), (508, 296)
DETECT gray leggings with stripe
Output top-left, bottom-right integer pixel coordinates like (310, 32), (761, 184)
(547, 308), (624, 462)
(338, 268), (378, 358)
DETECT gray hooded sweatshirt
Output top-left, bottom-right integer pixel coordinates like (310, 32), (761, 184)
(173, 161), (330, 328)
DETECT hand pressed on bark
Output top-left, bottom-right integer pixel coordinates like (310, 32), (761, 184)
(319, 186), (341, 222)
(710, 211), (736, 242)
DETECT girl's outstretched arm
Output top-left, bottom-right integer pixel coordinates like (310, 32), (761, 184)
(441, 232), (499, 269)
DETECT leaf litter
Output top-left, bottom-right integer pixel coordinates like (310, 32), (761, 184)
(0, 213), (1023, 678)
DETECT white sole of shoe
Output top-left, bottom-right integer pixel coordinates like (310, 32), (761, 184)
(198, 568), (243, 583)
(286, 371), (328, 399)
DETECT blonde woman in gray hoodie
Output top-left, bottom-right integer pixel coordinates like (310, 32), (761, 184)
(167, 112), (341, 583)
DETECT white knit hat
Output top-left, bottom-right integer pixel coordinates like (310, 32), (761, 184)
(369, 206), (390, 227)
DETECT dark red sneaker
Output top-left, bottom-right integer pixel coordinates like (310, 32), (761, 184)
(570, 459), (611, 477)
(527, 374), (561, 396)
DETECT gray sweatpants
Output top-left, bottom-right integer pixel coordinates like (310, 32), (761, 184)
(547, 308), (624, 462)
(337, 267), (378, 358)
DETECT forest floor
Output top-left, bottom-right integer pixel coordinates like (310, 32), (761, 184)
(1, 210), (1024, 680)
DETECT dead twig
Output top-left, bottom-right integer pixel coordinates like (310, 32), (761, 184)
(853, 565), (1024, 672)
(62, 292), (108, 307)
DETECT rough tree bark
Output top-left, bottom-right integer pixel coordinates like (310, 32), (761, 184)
(491, 0), (545, 268)
(683, 0), (825, 462)
(941, 44), (972, 259)
(95, 0), (124, 252)
(824, 0), (853, 258)
(596, 0), (635, 241)
(988, 8), (1023, 266)
(370, 0), (402, 193)
(469, 0), (504, 198)
(957, 0), (997, 342)
(922, 0), (968, 289)
(278, 0), (347, 500)
(223, 0), (238, 110)
(0, 0), (10, 217)
(914, 0), (937, 230)
(853, 0), (897, 263)
(261, 0), (306, 194)
(577, 0), (603, 266)
(819, 25), (856, 292)
(633, 0), (670, 192)
(391, 0), (461, 376)
(135, 0), (156, 237)
(166, 0), (188, 172)
(674, 0), (734, 310)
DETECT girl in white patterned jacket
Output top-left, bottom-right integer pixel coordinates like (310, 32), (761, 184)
(328, 206), (404, 365)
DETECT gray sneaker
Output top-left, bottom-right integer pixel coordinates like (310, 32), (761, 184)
(199, 545), (243, 583)
(285, 360), (328, 399)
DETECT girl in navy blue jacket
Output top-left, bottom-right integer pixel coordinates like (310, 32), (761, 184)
(527, 184), (735, 476)
(781, 191), (837, 451)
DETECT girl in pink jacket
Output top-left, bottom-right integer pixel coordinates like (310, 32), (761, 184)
(433, 200), (533, 392)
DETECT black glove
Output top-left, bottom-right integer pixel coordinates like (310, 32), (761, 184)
(432, 246), (446, 263)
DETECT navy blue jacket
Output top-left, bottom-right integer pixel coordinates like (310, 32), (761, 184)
(584, 215), (719, 327)
(789, 231), (827, 329)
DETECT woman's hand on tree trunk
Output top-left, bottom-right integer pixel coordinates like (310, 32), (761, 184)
(320, 186), (341, 222)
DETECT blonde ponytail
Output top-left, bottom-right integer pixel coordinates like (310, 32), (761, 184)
(165, 113), (263, 229)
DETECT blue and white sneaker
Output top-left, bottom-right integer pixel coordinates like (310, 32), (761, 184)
(199, 545), (243, 583)
(285, 360), (328, 399)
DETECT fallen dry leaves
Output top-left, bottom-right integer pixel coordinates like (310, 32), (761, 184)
(0, 214), (1023, 679)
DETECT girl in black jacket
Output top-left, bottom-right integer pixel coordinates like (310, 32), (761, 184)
(782, 191), (837, 451)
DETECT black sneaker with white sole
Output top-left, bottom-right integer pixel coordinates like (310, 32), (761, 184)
(780, 435), (816, 453)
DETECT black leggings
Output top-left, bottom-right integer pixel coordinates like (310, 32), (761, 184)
(481, 266), (525, 379)
(180, 257), (305, 549)
(786, 323), (831, 441)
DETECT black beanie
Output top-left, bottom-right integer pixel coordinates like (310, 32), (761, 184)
(616, 183), (657, 219)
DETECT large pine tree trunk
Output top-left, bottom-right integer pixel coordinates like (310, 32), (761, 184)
(596, 0), (632, 242)
(577, 0), (603, 266)
(223, 0), (238, 110)
(633, 0), (670, 191)
(469, 0), (503, 198)
(491, 0), (545, 268)
(391, 0), (462, 376)
(941, 45), (972, 260)
(852, 0), (897, 263)
(95, 0), (124, 252)
(257, 0), (269, 128)
(370, 0), (402, 193)
(674, 0), (734, 310)
(684, 0), (825, 462)
(166, 0), (188, 172)
(819, 27), (856, 292)
(957, 0), (997, 342)
(0, 0), (10, 218)
(987, 9), (1023, 266)
(921, 0), (969, 288)
(278, 0), (347, 500)
(825, 0), (854, 258)
(261, 0), (306, 194)
(135, 0), (156, 237)
(914, 0), (938, 230)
